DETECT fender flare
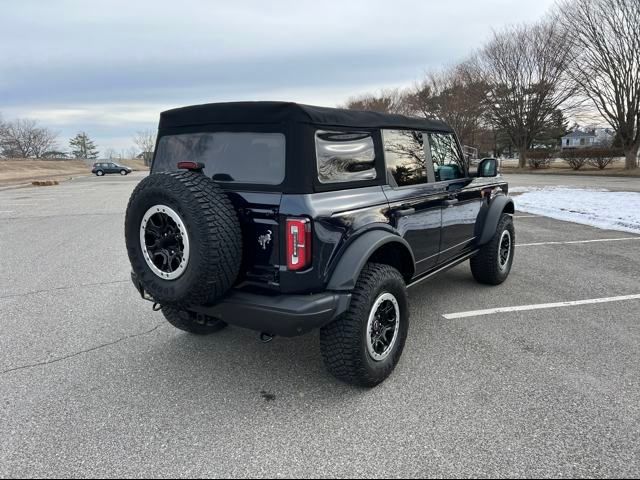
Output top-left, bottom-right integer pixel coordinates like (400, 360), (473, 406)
(477, 195), (515, 245)
(327, 229), (415, 291)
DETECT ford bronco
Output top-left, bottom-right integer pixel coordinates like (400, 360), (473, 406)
(125, 102), (515, 387)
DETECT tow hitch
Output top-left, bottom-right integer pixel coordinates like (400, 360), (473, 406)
(132, 273), (155, 303)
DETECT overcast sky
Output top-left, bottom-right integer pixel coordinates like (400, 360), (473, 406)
(1, 0), (556, 154)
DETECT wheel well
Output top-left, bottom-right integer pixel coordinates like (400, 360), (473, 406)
(503, 201), (515, 215)
(368, 242), (415, 283)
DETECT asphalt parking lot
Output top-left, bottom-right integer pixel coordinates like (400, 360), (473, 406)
(1, 172), (639, 478)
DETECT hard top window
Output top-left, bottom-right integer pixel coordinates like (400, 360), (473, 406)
(153, 132), (286, 185)
(383, 130), (431, 187)
(315, 130), (376, 184)
(428, 132), (466, 181)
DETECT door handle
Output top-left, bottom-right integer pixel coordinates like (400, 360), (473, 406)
(443, 198), (459, 206)
(394, 207), (416, 218)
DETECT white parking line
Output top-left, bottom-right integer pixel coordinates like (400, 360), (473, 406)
(0, 211), (15, 214)
(518, 237), (640, 247)
(513, 215), (540, 219)
(2, 203), (37, 206)
(443, 294), (640, 319)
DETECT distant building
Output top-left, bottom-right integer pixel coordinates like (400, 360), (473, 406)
(561, 128), (614, 149)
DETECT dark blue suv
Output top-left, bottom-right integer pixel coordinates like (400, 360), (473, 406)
(125, 102), (515, 387)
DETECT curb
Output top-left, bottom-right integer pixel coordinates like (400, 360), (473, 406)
(0, 182), (32, 191)
(0, 175), (77, 191)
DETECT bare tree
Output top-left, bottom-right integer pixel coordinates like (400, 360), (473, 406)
(560, 0), (640, 169)
(0, 118), (59, 159)
(474, 21), (578, 167)
(133, 129), (157, 166)
(406, 61), (489, 150)
(344, 89), (411, 115)
(104, 148), (118, 160)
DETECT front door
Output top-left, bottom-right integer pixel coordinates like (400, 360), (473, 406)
(426, 132), (484, 262)
(440, 179), (484, 260)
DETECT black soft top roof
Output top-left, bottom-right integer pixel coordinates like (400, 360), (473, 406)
(159, 101), (453, 133)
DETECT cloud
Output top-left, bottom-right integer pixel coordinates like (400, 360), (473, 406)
(1, 48), (439, 108)
(0, 0), (556, 151)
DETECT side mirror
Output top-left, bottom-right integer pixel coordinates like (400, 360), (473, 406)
(477, 158), (498, 177)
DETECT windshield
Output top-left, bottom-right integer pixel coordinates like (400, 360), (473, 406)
(152, 132), (286, 185)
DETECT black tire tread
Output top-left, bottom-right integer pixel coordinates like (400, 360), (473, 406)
(470, 213), (514, 285)
(162, 306), (228, 335)
(320, 263), (408, 388)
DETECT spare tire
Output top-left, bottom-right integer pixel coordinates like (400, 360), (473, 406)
(125, 171), (242, 306)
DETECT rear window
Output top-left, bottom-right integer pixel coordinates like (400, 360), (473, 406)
(153, 132), (286, 185)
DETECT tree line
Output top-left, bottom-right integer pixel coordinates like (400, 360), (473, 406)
(0, 115), (157, 165)
(345, 0), (640, 169)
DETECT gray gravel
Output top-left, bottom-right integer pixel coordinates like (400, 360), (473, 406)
(1, 173), (639, 478)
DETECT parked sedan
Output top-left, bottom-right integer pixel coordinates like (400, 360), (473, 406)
(92, 162), (132, 176)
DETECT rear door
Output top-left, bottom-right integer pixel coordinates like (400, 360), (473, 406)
(152, 130), (287, 286)
(223, 190), (282, 285)
(381, 130), (446, 274)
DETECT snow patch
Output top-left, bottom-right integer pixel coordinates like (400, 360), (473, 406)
(514, 187), (640, 234)
(510, 185), (609, 194)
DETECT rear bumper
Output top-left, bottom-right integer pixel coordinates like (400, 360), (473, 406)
(131, 273), (351, 337)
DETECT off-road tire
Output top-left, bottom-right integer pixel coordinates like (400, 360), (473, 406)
(125, 171), (242, 306)
(470, 213), (514, 285)
(320, 263), (409, 388)
(162, 306), (228, 335)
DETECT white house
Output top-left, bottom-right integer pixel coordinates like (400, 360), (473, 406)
(561, 128), (615, 149)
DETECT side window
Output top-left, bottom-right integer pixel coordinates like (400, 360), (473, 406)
(315, 131), (376, 184)
(383, 130), (429, 187)
(428, 133), (467, 181)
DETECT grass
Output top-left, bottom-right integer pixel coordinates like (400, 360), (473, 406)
(500, 158), (640, 177)
(0, 158), (149, 186)
(0, 159), (90, 186)
(119, 158), (150, 171)
(502, 167), (640, 177)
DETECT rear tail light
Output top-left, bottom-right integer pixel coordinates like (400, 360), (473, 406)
(286, 218), (312, 271)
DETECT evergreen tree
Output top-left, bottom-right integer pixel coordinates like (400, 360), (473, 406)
(69, 132), (99, 159)
(535, 109), (570, 149)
